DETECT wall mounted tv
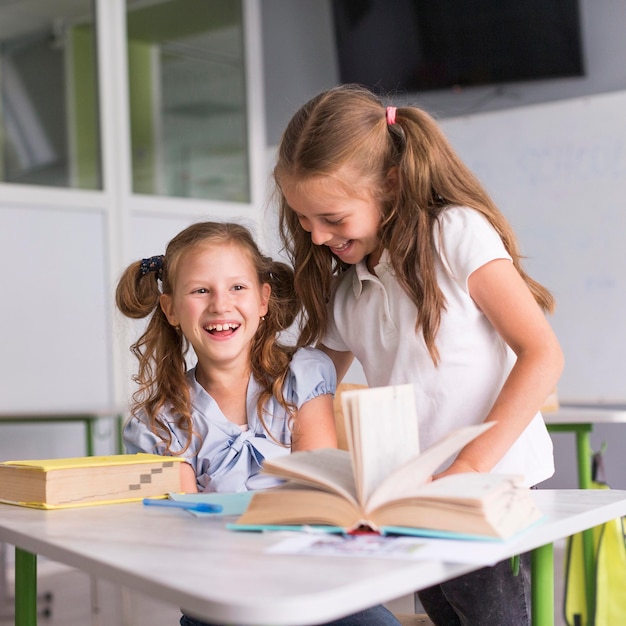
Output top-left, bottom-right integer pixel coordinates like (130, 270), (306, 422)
(331, 0), (585, 94)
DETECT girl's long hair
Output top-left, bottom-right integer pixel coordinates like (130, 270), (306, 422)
(276, 84), (554, 363)
(115, 222), (299, 453)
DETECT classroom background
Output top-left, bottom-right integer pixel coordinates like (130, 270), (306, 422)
(1, 0), (626, 494)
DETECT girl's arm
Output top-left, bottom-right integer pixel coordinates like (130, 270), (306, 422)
(291, 393), (338, 451)
(436, 258), (564, 479)
(319, 344), (355, 383)
(180, 462), (199, 493)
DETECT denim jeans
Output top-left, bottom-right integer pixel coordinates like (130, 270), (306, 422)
(417, 551), (532, 626)
(180, 603), (401, 626)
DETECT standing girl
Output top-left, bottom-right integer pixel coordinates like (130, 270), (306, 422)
(275, 84), (564, 625)
(116, 221), (401, 626)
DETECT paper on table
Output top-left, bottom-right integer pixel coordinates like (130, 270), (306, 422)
(168, 492), (253, 517)
(265, 532), (514, 565)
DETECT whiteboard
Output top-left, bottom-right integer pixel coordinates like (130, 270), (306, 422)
(440, 91), (626, 402)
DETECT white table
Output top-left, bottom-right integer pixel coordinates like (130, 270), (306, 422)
(2, 490), (626, 626)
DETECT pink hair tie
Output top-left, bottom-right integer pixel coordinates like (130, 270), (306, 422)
(386, 106), (397, 126)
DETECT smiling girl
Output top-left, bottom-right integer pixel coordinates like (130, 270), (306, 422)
(115, 221), (338, 494)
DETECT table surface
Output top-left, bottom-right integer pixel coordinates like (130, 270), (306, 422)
(544, 404), (626, 425)
(1, 489), (626, 626)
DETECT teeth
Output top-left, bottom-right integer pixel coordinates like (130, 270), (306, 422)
(332, 241), (350, 251)
(207, 323), (240, 331)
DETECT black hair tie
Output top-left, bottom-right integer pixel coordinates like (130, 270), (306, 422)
(139, 255), (165, 280)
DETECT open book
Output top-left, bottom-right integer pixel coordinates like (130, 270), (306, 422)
(234, 384), (543, 539)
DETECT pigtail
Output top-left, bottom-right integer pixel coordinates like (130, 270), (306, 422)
(250, 259), (298, 442)
(115, 256), (193, 454)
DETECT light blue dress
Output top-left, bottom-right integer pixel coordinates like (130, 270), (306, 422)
(124, 347), (336, 493)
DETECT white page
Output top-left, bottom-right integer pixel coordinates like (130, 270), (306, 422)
(261, 448), (358, 504)
(343, 385), (419, 505)
(367, 422), (494, 510)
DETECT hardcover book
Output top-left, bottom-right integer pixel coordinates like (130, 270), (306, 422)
(0, 453), (184, 509)
(234, 385), (543, 539)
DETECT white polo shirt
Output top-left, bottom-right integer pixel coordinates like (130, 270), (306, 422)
(323, 206), (554, 486)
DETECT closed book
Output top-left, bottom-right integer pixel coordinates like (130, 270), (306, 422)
(0, 453), (184, 509)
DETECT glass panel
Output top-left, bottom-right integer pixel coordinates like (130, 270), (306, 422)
(0, 0), (101, 189)
(126, 0), (249, 202)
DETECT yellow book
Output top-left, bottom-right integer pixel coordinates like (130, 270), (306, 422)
(0, 453), (184, 509)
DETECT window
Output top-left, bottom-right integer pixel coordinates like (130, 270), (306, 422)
(126, 0), (249, 202)
(0, 0), (101, 189)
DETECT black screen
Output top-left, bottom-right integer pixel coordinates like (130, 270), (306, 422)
(332, 0), (585, 93)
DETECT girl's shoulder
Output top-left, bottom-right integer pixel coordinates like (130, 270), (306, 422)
(435, 205), (504, 248)
(289, 346), (335, 375)
(435, 206), (510, 282)
(436, 205), (489, 231)
(283, 347), (337, 406)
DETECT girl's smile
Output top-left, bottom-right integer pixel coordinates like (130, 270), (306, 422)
(328, 239), (353, 256)
(204, 321), (240, 337)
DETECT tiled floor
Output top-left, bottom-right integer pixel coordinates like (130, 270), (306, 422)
(1, 540), (568, 626)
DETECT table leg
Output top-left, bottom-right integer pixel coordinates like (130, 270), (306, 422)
(546, 423), (595, 623)
(574, 428), (596, 622)
(15, 548), (37, 626)
(84, 418), (95, 457)
(117, 414), (125, 454)
(531, 542), (554, 626)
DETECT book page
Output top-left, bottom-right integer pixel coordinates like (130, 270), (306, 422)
(261, 448), (358, 505)
(366, 422), (494, 510)
(342, 384), (419, 506)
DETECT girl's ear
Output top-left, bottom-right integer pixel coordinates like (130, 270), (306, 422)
(159, 293), (179, 327)
(386, 166), (399, 191)
(260, 283), (271, 318)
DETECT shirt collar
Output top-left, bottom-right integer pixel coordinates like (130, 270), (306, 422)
(350, 249), (390, 298)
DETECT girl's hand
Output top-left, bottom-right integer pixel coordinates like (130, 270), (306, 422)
(432, 458), (481, 481)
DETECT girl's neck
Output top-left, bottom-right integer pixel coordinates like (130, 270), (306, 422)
(366, 245), (384, 274)
(195, 364), (251, 427)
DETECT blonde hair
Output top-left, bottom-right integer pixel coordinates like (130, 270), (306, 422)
(115, 221), (299, 453)
(275, 84), (554, 363)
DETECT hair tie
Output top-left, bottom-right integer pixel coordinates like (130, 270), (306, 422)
(386, 106), (397, 126)
(139, 255), (164, 280)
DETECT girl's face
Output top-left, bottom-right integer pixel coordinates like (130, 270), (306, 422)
(160, 242), (270, 372)
(281, 171), (383, 267)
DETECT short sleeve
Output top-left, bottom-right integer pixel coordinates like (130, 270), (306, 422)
(284, 347), (337, 408)
(435, 207), (512, 291)
(123, 411), (188, 457)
